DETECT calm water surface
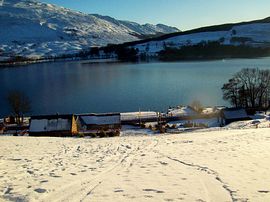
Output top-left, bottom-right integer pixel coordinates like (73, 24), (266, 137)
(1, 58), (270, 116)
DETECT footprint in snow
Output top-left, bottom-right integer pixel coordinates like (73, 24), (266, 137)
(34, 188), (47, 193)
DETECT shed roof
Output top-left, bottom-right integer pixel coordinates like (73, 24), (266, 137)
(80, 114), (120, 125)
(222, 108), (249, 120)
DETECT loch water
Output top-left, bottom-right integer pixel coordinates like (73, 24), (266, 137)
(1, 58), (270, 116)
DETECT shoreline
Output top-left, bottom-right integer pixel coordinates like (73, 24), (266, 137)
(0, 57), (119, 68)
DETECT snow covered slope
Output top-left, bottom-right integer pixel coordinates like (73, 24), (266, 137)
(0, 0), (179, 59)
(132, 19), (270, 55)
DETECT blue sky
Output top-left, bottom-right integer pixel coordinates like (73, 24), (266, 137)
(42, 0), (270, 30)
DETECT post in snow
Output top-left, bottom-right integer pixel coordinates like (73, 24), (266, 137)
(0, 0), (4, 6)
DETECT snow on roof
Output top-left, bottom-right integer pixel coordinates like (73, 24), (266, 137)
(222, 108), (249, 120)
(121, 112), (158, 121)
(29, 118), (71, 132)
(216, 106), (226, 110)
(80, 114), (120, 125)
(202, 107), (215, 115)
(168, 106), (198, 117)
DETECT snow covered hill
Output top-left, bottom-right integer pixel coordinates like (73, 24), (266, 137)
(0, 0), (179, 60)
(131, 18), (270, 56)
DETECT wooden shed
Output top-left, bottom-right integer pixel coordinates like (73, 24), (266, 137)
(78, 113), (121, 133)
(219, 108), (251, 126)
(29, 114), (78, 136)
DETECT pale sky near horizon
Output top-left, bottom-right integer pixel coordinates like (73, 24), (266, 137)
(42, 0), (270, 31)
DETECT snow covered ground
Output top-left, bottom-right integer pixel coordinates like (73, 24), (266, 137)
(0, 0), (179, 60)
(120, 110), (270, 136)
(168, 118), (220, 128)
(225, 118), (270, 130)
(1, 127), (270, 201)
(121, 125), (155, 136)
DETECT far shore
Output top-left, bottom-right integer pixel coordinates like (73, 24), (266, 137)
(1, 55), (270, 68)
(0, 57), (116, 68)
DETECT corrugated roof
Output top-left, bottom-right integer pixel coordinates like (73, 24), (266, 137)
(121, 112), (158, 121)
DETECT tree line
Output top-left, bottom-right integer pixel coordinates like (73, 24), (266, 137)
(158, 41), (270, 61)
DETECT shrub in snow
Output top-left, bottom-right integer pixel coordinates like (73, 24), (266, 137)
(140, 123), (146, 129)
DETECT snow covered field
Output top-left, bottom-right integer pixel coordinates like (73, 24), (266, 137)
(0, 127), (270, 201)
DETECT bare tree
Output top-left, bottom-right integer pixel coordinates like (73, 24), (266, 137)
(222, 77), (247, 108)
(222, 68), (270, 109)
(190, 100), (203, 113)
(7, 90), (31, 124)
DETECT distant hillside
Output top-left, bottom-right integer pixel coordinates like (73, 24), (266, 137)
(0, 0), (179, 60)
(108, 17), (270, 60)
(123, 17), (270, 48)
